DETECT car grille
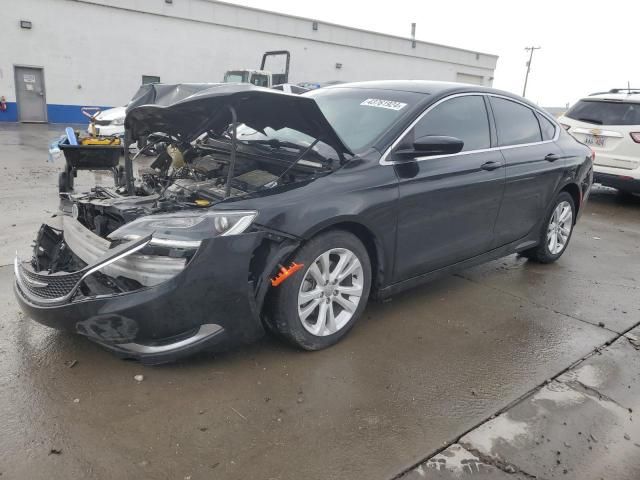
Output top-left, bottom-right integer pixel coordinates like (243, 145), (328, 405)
(16, 261), (86, 302)
(15, 229), (155, 306)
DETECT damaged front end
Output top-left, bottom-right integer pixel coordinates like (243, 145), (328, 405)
(13, 84), (358, 363)
(14, 218), (289, 364)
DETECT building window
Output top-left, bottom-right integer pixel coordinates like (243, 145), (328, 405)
(142, 75), (160, 85)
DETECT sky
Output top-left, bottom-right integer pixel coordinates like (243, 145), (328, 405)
(225, 0), (640, 107)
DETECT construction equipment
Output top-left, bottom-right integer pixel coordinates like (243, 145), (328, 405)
(223, 51), (290, 87)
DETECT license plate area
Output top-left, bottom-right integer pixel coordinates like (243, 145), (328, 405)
(584, 134), (606, 147)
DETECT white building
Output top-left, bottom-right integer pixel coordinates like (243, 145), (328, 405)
(0, 0), (498, 123)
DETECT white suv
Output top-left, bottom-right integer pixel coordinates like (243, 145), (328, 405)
(558, 89), (640, 194)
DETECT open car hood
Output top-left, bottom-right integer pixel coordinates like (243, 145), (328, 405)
(125, 83), (352, 156)
(126, 83), (219, 112)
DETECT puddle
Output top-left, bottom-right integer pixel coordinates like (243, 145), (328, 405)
(533, 381), (587, 407)
(423, 444), (493, 475)
(558, 364), (606, 388)
(462, 414), (529, 455)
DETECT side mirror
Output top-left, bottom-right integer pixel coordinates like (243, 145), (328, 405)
(395, 135), (464, 160)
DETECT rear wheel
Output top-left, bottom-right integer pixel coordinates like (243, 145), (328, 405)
(269, 230), (371, 350)
(58, 170), (74, 192)
(521, 192), (575, 263)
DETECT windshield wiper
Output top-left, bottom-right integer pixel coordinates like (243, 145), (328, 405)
(242, 138), (306, 150)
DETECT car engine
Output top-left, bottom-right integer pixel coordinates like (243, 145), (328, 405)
(67, 138), (327, 239)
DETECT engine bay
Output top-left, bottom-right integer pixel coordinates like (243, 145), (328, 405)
(67, 133), (335, 240)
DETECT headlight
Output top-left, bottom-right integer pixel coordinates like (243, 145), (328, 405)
(111, 117), (125, 126)
(108, 210), (257, 248)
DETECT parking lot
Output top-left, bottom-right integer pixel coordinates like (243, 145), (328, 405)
(1, 123), (639, 479)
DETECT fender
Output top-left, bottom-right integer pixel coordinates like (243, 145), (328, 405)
(297, 215), (390, 292)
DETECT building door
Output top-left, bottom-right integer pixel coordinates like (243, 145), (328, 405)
(456, 72), (484, 86)
(14, 66), (47, 122)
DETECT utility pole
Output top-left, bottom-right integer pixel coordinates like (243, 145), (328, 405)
(522, 46), (541, 97)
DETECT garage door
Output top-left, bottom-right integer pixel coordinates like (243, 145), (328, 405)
(456, 73), (484, 86)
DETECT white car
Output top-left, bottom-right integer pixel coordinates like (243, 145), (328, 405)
(558, 89), (640, 194)
(86, 106), (126, 137)
(271, 83), (309, 94)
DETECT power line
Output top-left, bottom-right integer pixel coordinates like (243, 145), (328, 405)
(522, 46), (541, 97)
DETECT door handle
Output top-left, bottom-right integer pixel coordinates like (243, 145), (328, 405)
(480, 160), (501, 171)
(545, 153), (560, 162)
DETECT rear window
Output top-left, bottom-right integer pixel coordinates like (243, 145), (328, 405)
(490, 97), (542, 146)
(565, 100), (640, 126)
(537, 112), (556, 141)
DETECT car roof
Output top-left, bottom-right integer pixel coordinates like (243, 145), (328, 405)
(323, 79), (540, 107)
(581, 92), (640, 104)
(324, 79), (491, 94)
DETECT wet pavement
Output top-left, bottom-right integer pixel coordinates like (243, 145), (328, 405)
(404, 327), (640, 479)
(1, 123), (639, 479)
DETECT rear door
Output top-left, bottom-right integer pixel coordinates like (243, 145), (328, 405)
(391, 94), (506, 281)
(489, 96), (564, 247)
(14, 66), (47, 122)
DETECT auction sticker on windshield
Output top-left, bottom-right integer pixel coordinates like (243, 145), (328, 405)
(360, 99), (407, 111)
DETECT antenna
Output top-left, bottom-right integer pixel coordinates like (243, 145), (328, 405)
(522, 46), (541, 97)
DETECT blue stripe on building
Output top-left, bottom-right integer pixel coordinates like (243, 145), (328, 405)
(0, 102), (18, 122)
(0, 103), (113, 124)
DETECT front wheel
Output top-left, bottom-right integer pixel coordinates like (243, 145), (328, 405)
(521, 192), (575, 263)
(268, 230), (371, 350)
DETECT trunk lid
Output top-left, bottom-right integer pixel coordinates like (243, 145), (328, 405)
(564, 98), (640, 170)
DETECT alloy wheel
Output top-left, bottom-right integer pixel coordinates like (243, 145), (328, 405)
(547, 200), (573, 255)
(297, 248), (364, 336)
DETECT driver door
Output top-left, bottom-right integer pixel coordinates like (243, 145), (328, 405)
(391, 94), (506, 282)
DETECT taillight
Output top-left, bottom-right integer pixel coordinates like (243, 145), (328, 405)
(560, 123), (571, 131)
(590, 148), (596, 162)
(630, 132), (640, 143)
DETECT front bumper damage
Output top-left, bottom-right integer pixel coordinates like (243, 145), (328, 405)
(14, 219), (283, 364)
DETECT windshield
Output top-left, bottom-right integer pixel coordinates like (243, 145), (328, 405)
(224, 71), (249, 83)
(250, 74), (270, 87)
(234, 125), (339, 165)
(566, 99), (640, 126)
(306, 87), (423, 151)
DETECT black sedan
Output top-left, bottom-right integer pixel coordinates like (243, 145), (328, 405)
(14, 81), (593, 363)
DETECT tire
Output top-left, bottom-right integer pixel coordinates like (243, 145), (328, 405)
(268, 230), (371, 350)
(617, 190), (636, 200)
(58, 171), (73, 192)
(58, 172), (67, 193)
(521, 192), (575, 263)
(116, 165), (126, 187)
